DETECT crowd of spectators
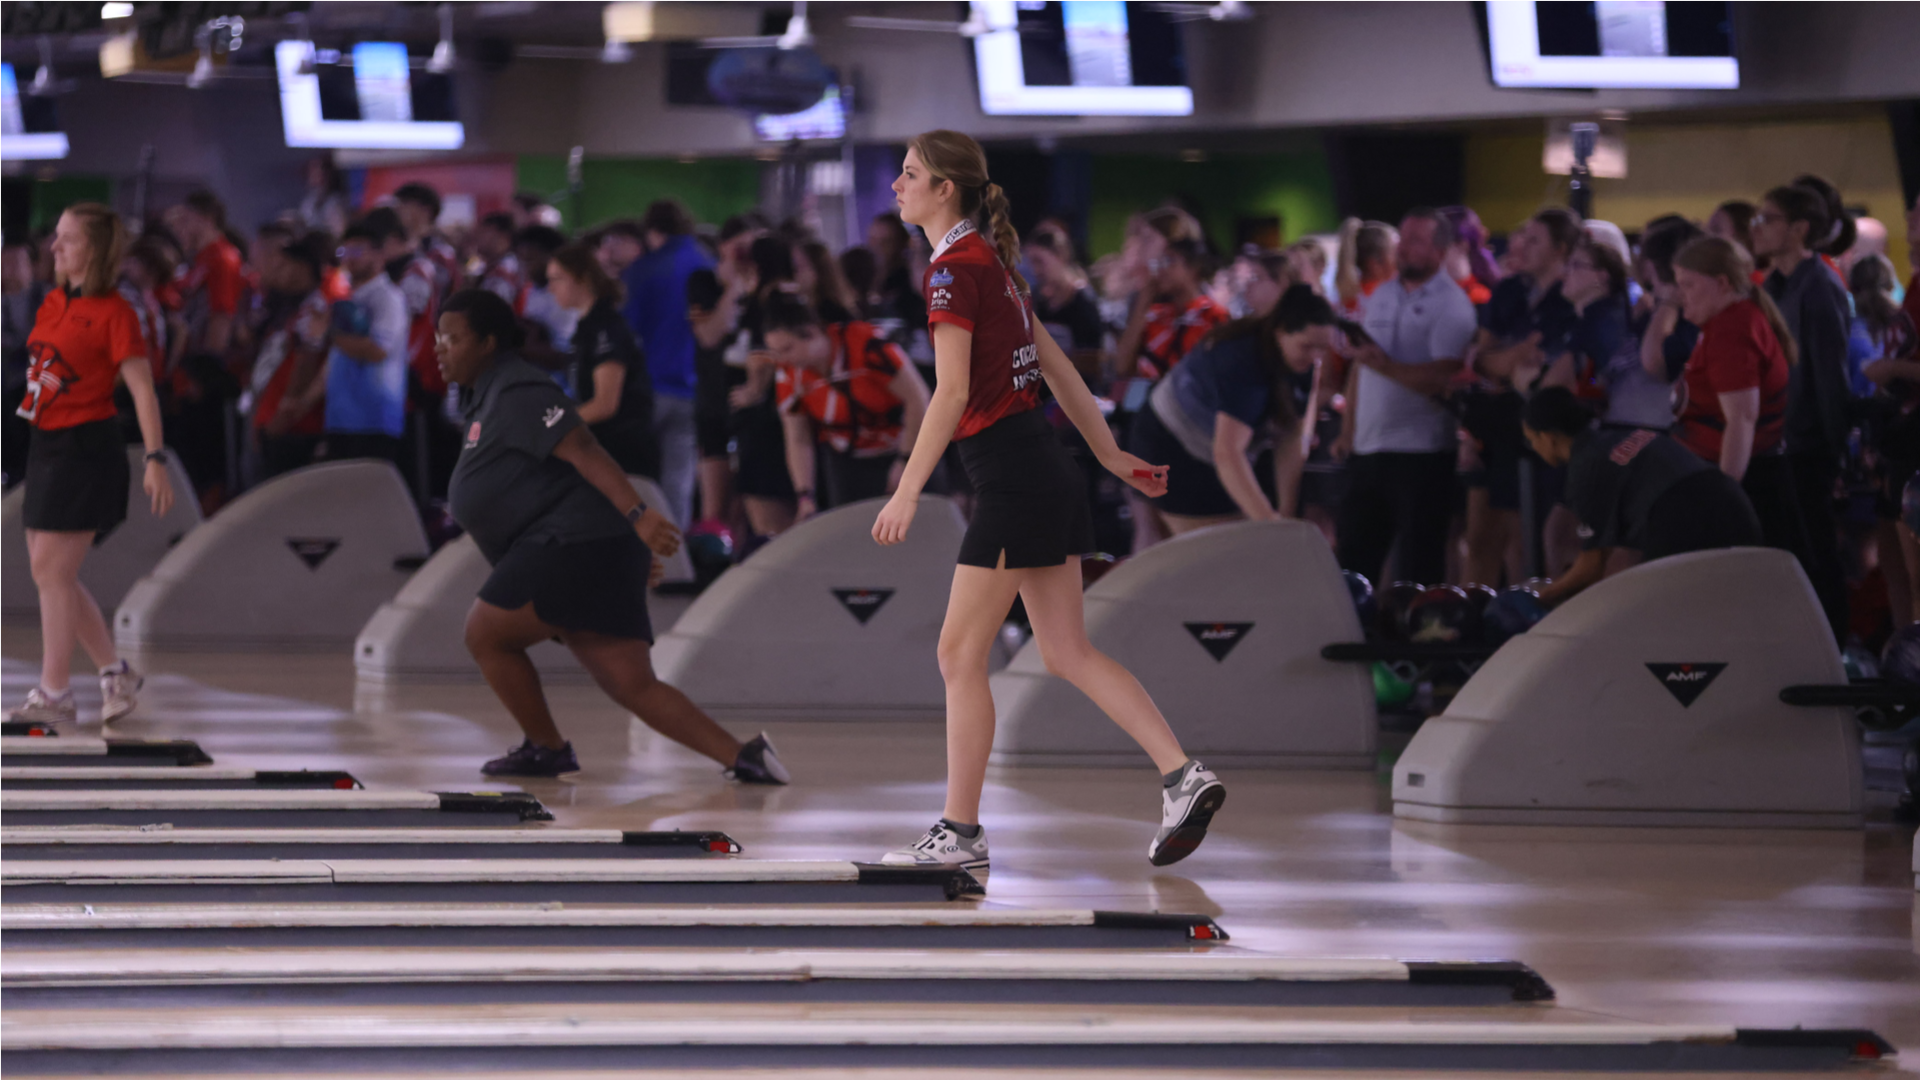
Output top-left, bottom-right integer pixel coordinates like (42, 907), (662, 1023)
(4, 161), (1916, 652)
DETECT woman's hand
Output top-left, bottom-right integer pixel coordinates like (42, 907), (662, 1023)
(871, 491), (919, 546)
(144, 459), (174, 518)
(648, 554), (666, 588)
(634, 506), (682, 558)
(1102, 450), (1169, 498)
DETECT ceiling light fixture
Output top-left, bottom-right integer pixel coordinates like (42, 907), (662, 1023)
(428, 4), (456, 74)
(99, 2), (134, 19)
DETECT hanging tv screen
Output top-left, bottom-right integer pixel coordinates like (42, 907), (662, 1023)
(2, 63), (69, 161)
(275, 41), (464, 150)
(1486, 1), (1738, 89)
(972, 0), (1192, 117)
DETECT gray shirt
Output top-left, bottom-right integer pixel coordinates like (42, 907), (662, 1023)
(448, 354), (631, 565)
(1353, 273), (1478, 455)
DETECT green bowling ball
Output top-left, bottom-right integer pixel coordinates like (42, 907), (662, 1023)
(1372, 661), (1415, 708)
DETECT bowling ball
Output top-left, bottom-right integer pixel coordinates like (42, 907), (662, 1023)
(1375, 581), (1425, 641)
(1081, 553), (1121, 590)
(1371, 660), (1415, 708)
(1841, 642), (1881, 681)
(684, 520), (735, 589)
(1481, 587), (1548, 647)
(1904, 473), (1920, 536)
(1406, 585), (1474, 645)
(1460, 583), (1498, 620)
(1342, 570), (1376, 631)
(1881, 623), (1920, 688)
(330, 299), (370, 336)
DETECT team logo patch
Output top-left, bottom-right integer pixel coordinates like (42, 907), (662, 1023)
(831, 588), (895, 625)
(1646, 662), (1727, 707)
(465, 422), (481, 447)
(930, 269), (953, 287)
(286, 538), (342, 571)
(1185, 622), (1254, 662)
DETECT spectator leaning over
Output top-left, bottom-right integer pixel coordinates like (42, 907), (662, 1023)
(547, 241), (658, 480)
(1850, 253), (1920, 626)
(1755, 177), (1857, 641)
(763, 291), (931, 518)
(1670, 236), (1808, 570)
(248, 233), (331, 479)
(1127, 284), (1339, 534)
(622, 198), (713, 527)
(322, 222), (411, 465)
(1334, 208), (1478, 586)
(1462, 206), (1582, 588)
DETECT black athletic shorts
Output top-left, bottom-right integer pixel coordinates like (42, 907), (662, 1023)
(479, 531), (655, 642)
(695, 349), (742, 460)
(1126, 403), (1239, 518)
(1641, 468), (1763, 562)
(955, 408), (1094, 569)
(822, 449), (895, 510)
(732, 399), (794, 501)
(23, 419), (129, 538)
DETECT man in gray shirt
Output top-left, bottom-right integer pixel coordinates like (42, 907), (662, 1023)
(1333, 209), (1479, 585)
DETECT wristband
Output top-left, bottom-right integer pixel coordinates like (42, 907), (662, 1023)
(144, 449), (169, 464)
(795, 488), (814, 499)
(625, 503), (647, 524)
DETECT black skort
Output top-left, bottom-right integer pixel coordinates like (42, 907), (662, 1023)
(1126, 403), (1240, 518)
(955, 408), (1094, 569)
(23, 419), (130, 539)
(478, 531), (655, 642)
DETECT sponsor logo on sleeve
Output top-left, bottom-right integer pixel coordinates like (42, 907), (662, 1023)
(1646, 662), (1727, 707)
(832, 588), (896, 625)
(542, 406), (565, 429)
(930, 268), (954, 288)
(1185, 622), (1254, 662)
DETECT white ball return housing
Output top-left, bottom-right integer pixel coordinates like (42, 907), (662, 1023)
(1393, 548), (1862, 828)
(651, 496), (984, 720)
(991, 520), (1376, 768)
(2, 446), (199, 622)
(354, 477), (692, 681)
(114, 461), (428, 652)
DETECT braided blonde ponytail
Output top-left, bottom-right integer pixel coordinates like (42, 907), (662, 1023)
(979, 182), (1030, 297)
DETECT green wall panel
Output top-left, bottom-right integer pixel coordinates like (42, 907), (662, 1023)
(1085, 152), (1338, 259)
(518, 156), (763, 231)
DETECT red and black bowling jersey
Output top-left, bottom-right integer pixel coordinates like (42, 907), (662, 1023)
(1139, 295), (1227, 379)
(924, 220), (1040, 440)
(775, 320), (909, 457)
(18, 288), (146, 430)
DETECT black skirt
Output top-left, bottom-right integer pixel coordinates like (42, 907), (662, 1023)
(954, 408), (1094, 569)
(23, 419), (129, 538)
(478, 532), (655, 642)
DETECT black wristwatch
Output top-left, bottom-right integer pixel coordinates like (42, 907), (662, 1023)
(144, 449), (169, 465)
(625, 503), (647, 524)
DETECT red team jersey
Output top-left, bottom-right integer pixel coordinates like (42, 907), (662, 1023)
(1675, 299), (1790, 462)
(775, 321), (910, 457)
(1139, 295), (1227, 379)
(18, 289), (147, 430)
(924, 221), (1041, 440)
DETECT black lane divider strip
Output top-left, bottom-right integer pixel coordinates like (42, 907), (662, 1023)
(621, 830), (740, 853)
(433, 792), (553, 821)
(0, 722), (57, 737)
(0, 741), (214, 767)
(853, 864), (986, 900)
(1403, 960), (1554, 1002)
(1321, 642), (1498, 663)
(2, 771), (361, 792)
(1090, 910), (1228, 941)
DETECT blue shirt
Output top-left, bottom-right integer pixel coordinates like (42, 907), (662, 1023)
(323, 274), (410, 437)
(620, 235), (713, 400)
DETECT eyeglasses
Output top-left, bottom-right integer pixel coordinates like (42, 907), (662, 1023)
(1754, 211), (1786, 225)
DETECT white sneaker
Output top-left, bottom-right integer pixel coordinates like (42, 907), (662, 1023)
(880, 820), (990, 873)
(99, 661), (143, 724)
(1150, 760), (1226, 867)
(9, 687), (77, 725)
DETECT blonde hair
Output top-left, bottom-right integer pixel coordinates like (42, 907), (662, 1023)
(61, 202), (129, 299)
(909, 129), (1027, 295)
(1673, 235), (1798, 366)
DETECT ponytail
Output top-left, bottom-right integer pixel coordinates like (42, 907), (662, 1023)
(979, 182), (1029, 297)
(909, 129), (1029, 296)
(1749, 287), (1800, 368)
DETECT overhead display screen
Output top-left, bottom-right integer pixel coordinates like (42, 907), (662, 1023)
(1486, 1), (1738, 89)
(972, 0), (1193, 116)
(2, 64), (69, 160)
(275, 40), (465, 150)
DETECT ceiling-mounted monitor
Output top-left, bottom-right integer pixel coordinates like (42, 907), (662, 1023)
(755, 85), (847, 142)
(275, 40), (464, 150)
(2, 64), (69, 160)
(972, 0), (1192, 117)
(1486, 1), (1738, 89)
